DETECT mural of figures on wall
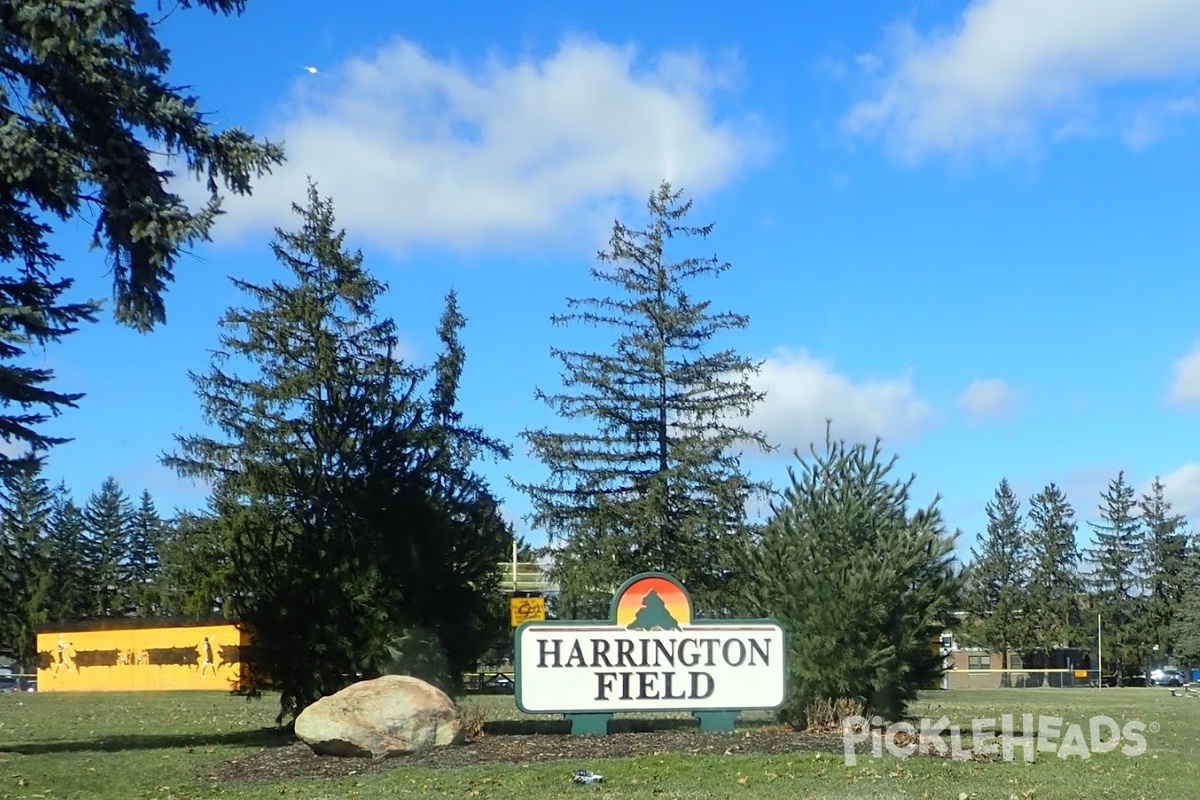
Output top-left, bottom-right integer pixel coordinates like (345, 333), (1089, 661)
(52, 639), (76, 675)
(143, 646), (205, 667)
(199, 637), (217, 677)
(35, 620), (250, 692)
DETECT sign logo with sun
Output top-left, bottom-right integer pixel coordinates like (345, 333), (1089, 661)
(613, 574), (692, 630)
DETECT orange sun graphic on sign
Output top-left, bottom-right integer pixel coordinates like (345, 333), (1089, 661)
(613, 574), (693, 629)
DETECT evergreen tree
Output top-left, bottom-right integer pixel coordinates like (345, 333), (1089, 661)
(0, 270), (95, 477)
(734, 430), (962, 725)
(1026, 483), (1082, 662)
(155, 508), (232, 618)
(517, 181), (774, 615)
(0, 465), (54, 666)
(1084, 472), (1145, 677)
(0, 0), (283, 476)
(127, 490), (164, 616)
(1172, 536), (1200, 664)
(377, 288), (512, 686)
(165, 183), (509, 722)
(962, 479), (1032, 683)
(81, 476), (135, 617)
(1138, 478), (1189, 660)
(1132, 474), (1190, 662)
(42, 488), (93, 624)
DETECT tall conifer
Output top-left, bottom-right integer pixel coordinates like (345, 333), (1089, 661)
(1026, 483), (1082, 663)
(963, 479), (1032, 682)
(517, 181), (773, 614)
(165, 183), (508, 721)
(1085, 472), (1145, 676)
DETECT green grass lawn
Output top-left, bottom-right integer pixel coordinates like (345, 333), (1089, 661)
(0, 686), (1196, 799)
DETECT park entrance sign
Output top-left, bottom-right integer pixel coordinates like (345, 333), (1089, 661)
(513, 572), (786, 734)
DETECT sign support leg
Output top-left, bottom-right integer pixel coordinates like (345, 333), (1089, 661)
(693, 711), (738, 732)
(565, 713), (612, 735)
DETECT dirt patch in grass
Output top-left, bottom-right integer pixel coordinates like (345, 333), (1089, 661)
(205, 725), (851, 783)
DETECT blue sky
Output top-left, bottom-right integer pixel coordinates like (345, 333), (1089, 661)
(25, 0), (1200, 564)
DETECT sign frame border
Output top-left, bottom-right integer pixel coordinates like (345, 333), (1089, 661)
(512, 571), (788, 719)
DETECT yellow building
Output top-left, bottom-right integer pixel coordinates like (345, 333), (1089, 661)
(36, 618), (251, 693)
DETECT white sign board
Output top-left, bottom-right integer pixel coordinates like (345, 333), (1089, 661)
(514, 573), (786, 716)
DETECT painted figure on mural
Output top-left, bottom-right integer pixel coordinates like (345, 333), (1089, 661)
(52, 639), (76, 675)
(199, 637), (217, 677)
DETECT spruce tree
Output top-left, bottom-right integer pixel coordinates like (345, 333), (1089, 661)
(0, 0), (283, 475)
(963, 479), (1032, 683)
(155, 508), (232, 618)
(43, 488), (93, 624)
(127, 490), (164, 616)
(734, 430), (962, 725)
(1084, 472), (1145, 677)
(1172, 536), (1200, 664)
(81, 476), (135, 617)
(517, 181), (773, 615)
(1138, 478), (1189, 660)
(379, 289), (512, 685)
(1026, 483), (1082, 664)
(0, 270), (95, 477)
(0, 465), (54, 666)
(165, 183), (509, 721)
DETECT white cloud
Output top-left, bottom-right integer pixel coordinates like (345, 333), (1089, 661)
(957, 378), (1018, 420)
(843, 0), (1200, 159)
(1158, 464), (1200, 520)
(1167, 345), (1200, 408)
(748, 349), (936, 452)
(856, 53), (883, 75)
(188, 37), (767, 254)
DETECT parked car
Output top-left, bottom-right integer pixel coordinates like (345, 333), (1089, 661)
(0, 675), (36, 693)
(1149, 667), (1188, 687)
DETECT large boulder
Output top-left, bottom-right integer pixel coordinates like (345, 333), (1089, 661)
(294, 675), (465, 758)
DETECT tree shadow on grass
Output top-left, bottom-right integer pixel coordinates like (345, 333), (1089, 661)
(0, 726), (293, 756)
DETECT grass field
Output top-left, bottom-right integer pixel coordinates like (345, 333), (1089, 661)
(0, 686), (1196, 799)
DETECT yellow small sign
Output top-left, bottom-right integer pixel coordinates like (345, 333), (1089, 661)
(511, 596), (546, 626)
